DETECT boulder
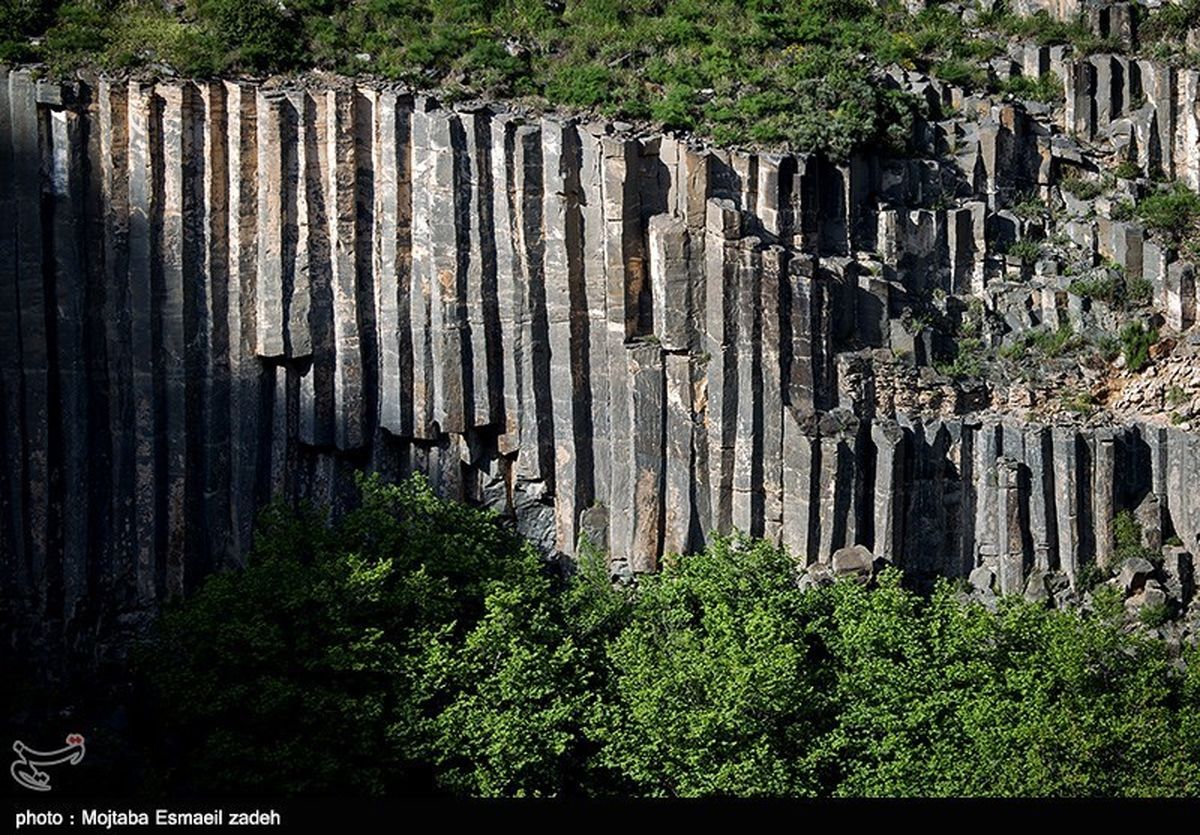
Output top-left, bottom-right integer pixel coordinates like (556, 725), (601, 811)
(1024, 569), (1051, 604)
(1128, 581), (1168, 611)
(969, 565), (996, 593)
(798, 562), (836, 592)
(1117, 556), (1156, 596)
(831, 544), (875, 581)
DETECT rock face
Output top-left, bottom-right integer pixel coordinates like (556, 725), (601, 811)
(3, 64), (1200, 679)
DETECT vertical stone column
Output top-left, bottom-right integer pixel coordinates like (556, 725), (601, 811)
(1051, 427), (1081, 583)
(127, 80), (160, 605)
(785, 254), (822, 416)
(997, 457), (1026, 595)
(1025, 425), (1055, 572)
(1166, 261), (1196, 332)
(267, 365), (293, 500)
(702, 198), (740, 535)
(512, 124), (554, 487)
(754, 154), (791, 241)
(731, 240), (761, 536)
(872, 420), (905, 562)
(285, 90), (312, 362)
(224, 81), (262, 563)
(1092, 56), (1117, 131)
(815, 411), (860, 560)
(782, 418), (817, 564)
(374, 90), (413, 439)
(1165, 429), (1194, 551)
(578, 126), (611, 518)
(198, 82), (232, 573)
(1066, 59), (1097, 140)
(408, 100), (438, 440)
(490, 114), (521, 454)
(662, 352), (695, 557)
(648, 214), (690, 350)
(1093, 429), (1117, 572)
(1177, 70), (1200, 191)
(816, 413), (838, 562)
(0, 68), (20, 598)
(461, 109), (498, 432)
(9, 71), (50, 607)
(159, 81), (198, 598)
(429, 109), (466, 436)
(946, 206), (976, 295)
(626, 343), (664, 572)
(1143, 424), (1170, 539)
(326, 89), (366, 450)
(759, 247), (786, 545)
(542, 118), (582, 553)
(1139, 60), (1176, 180)
(255, 91), (287, 359)
(48, 100), (89, 623)
(973, 421), (1002, 573)
(731, 151), (757, 221)
(96, 78), (136, 587)
(601, 136), (642, 559)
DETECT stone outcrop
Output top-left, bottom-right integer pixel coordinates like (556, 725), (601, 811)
(3, 62), (1200, 677)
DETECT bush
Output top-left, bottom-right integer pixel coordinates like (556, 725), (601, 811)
(1113, 160), (1142, 180)
(935, 336), (985, 380)
(1136, 183), (1200, 245)
(1001, 72), (1064, 104)
(1140, 602), (1173, 629)
(1120, 321), (1158, 372)
(1113, 510), (1155, 562)
(1005, 238), (1043, 264)
(1061, 173), (1104, 200)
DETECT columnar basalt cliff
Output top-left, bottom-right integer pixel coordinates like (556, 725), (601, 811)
(4, 41), (1200, 675)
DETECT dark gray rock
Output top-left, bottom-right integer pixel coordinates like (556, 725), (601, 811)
(1117, 557), (1156, 596)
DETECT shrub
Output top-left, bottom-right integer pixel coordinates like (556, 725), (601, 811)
(1069, 271), (1149, 310)
(1017, 322), (1080, 358)
(1126, 275), (1154, 307)
(1114, 510), (1154, 562)
(1120, 321), (1158, 372)
(1012, 194), (1048, 220)
(935, 336), (985, 380)
(1062, 388), (1098, 414)
(1006, 238), (1043, 264)
(1111, 198), (1136, 220)
(1068, 273), (1121, 303)
(1136, 183), (1200, 245)
(1113, 160), (1142, 180)
(544, 64), (614, 108)
(5, 0), (946, 159)
(1001, 72), (1064, 104)
(1061, 173), (1104, 200)
(1140, 602), (1173, 629)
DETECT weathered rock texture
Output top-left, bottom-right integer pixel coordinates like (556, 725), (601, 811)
(3, 67), (1200, 676)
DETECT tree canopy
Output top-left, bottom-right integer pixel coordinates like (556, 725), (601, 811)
(136, 473), (1200, 797)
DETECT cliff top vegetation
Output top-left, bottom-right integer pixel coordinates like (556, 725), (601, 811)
(0, 0), (1186, 158)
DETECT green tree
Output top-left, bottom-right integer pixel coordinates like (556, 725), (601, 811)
(138, 473), (545, 795)
(588, 535), (835, 796)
